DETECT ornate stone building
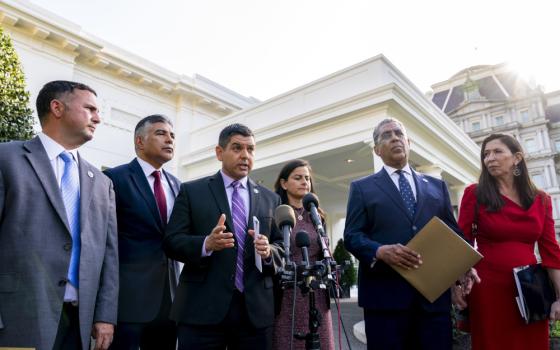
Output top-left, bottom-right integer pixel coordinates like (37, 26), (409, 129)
(430, 64), (560, 229)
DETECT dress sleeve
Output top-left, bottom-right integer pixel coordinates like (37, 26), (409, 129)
(537, 194), (560, 269)
(457, 184), (477, 243)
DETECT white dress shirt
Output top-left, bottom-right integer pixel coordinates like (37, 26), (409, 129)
(383, 164), (417, 200)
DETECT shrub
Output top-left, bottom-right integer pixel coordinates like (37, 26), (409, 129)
(0, 26), (34, 141)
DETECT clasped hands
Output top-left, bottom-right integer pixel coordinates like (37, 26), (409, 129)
(204, 214), (270, 259)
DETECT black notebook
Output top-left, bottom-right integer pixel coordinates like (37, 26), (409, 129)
(513, 263), (555, 324)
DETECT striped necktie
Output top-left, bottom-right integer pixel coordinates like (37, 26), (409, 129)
(59, 151), (81, 288)
(231, 180), (247, 292)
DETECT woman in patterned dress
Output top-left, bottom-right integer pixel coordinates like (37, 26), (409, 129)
(272, 159), (335, 350)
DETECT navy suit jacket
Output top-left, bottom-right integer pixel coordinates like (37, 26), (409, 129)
(344, 167), (461, 312)
(104, 158), (181, 323)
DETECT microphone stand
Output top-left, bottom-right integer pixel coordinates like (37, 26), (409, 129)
(295, 272), (322, 350)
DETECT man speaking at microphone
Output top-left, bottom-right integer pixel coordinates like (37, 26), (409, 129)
(163, 123), (284, 350)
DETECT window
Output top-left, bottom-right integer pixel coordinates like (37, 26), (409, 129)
(531, 173), (544, 188)
(520, 110), (529, 122)
(471, 121), (481, 131)
(525, 138), (537, 152)
(494, 115), (504, 126)
(555, 140), (560, 152)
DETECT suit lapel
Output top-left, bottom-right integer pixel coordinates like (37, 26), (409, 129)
(208, 172), (234, 231)
(244, 179), (260, 259)
(78, 154), (95, 231)
(23, 137), (71, 234)
(412, 170), (427, 221)
(372, 168), (412, 220)
(129, 159), (164, 230)
(162, 170), (180, 198)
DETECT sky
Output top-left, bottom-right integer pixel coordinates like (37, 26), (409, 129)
(28, 0), (560, 101)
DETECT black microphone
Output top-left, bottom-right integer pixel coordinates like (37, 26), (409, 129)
(275, 205), (296, 264)
(302, 193), (332, 260)
(295, 230), (311, 269)
(302, 193), (325, 236)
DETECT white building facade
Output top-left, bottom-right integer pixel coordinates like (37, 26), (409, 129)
(1, 0), (481, 244)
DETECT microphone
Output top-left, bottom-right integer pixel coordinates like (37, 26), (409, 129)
(295, 230), (311, 269)
(302, 193), (325, 236)
(275, 205), (296, 264)
(302, 193), (332, 260)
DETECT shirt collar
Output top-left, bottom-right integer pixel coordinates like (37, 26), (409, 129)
(384, 163), (413, 177)
(38, 132), (79, 164)
(220, 170), (248, 189)
(136, 157), (161, 178)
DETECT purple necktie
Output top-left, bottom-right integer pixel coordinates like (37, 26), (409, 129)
(231, 181), (247, 292)
(152, 170), (167, 224)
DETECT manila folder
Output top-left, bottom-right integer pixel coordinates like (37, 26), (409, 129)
(392, 217), (483, 303)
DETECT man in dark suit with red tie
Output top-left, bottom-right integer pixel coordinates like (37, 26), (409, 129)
(104, 114), (181, 349)
(164, 123), (284, 349)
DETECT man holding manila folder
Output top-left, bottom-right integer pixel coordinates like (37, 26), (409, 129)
(343, 118), (480, 349)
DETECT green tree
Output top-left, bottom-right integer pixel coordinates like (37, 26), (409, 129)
(0, 26), (34, 141)
(333, 238), (357, 297)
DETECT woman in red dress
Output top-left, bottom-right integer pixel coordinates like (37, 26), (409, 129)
(272, 159), (335, 350)
(455, 133), (560, 349)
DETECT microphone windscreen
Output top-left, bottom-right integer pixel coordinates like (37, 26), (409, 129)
(275, 204), (296, 229)
(302, 192), (319, 212)
(295, 231), (310, 248)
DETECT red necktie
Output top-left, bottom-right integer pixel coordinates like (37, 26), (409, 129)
(152, 170), (167, 224)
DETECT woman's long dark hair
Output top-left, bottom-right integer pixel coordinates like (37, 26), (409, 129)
(274, 159), (325, 219)
(477, 134), (538, 211)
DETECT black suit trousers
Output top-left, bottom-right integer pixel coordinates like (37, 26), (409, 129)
(177, 290), (272, 350)
(110, 275), (177, 350)
(363, 303), (452, 350)
(53, 303), (82, 350)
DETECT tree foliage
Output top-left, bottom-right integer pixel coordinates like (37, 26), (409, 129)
(0, 26), (34, 141)
(333, 238), (357, 288)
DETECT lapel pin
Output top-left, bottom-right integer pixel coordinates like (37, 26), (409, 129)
(253, 188), (259, 194)
(422, 178), (428, 183)
(87, 170), (94, 178)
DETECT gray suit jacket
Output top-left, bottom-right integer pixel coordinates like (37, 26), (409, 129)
(0, 137), (119, 350)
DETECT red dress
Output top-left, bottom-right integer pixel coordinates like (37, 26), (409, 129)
(458, 184), (560, 350)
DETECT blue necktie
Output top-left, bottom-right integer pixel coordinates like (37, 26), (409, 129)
(59, 151), (81, 288)
(397, 170), (416, 217)
(231, 181), (247, 292)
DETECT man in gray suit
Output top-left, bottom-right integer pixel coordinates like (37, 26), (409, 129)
(0, 80), (119, 350)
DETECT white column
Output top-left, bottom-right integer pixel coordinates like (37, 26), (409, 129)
(369, 141), (384, 173)
(450, 184), (468, 209)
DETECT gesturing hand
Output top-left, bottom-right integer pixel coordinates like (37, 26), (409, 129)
(205, 214), (235, 252)
(376, 244), (422, 270)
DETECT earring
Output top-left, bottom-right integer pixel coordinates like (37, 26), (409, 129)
(513, 164), (521, 177)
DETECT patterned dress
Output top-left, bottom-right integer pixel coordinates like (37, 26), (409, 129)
(458, 184), (560, 350)
(272, 207), (335, 350)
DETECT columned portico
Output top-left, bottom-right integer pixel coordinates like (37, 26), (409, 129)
(179, 56), (481, 244)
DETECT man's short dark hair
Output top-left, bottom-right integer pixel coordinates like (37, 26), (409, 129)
(36, 80), (97, 123)
(218, 123), (254, 148)
(134, 114), (173, 139)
